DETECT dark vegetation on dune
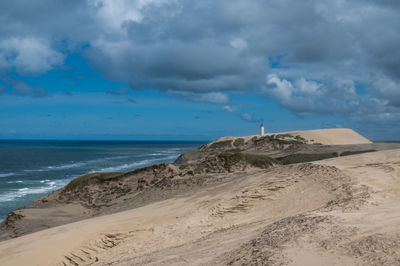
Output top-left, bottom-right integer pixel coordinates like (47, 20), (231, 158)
(63, 140), (378, 193)
(277, 153), (340, 165)
(218, 152), (280, 171)
(340, 150), (376, 156)
(63, 152), (279, 192)
(277, 149), (377, 165)
(65, 172), (124, 191)
(253, 134), (308, 145)
(209, 140), (233, 150)
(233, 138), (245, 147)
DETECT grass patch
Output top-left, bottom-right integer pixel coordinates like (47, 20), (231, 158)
(243, 153), (280, 168)
(256, 135), (306, 145)
(294, 135), (308, 144)
(277, 152), (339, 165)
(209, 140), (233, 150)
(65, 172), (124, 191)
(227, 148), (242, 152)
(275, 133), (293, 139)
(340, 150), (376, 156)
(233, 138), (245, 147)
(219, 152), (280, 171)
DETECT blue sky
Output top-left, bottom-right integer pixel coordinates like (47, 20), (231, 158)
(1, 1), (399, 140)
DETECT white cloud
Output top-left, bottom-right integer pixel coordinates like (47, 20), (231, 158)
(265, 73), (360, 115)
(240, 112), (262, 123)
(0, 37), (64, 74)
(241, 113), (253, 121)
(230, 38), (247, 50)
(222, 105), (236, 113)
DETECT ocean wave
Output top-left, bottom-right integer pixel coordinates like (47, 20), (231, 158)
(0, 179), (69, 202)
(6, 180), (23, 184)
(94, 154), (179, 172)
(23, 156), (130, 173)
(0, 173), (16, 178)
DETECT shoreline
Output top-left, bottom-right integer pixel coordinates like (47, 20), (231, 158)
(0, 140), (205, 222)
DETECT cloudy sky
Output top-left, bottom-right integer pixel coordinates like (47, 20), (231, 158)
(0, 0), (399, 140)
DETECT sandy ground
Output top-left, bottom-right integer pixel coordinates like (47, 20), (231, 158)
(1, 149), (400, 265)
(214, 128), (372, 145)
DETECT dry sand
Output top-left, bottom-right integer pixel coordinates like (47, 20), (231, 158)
(1, 148), (400, 265)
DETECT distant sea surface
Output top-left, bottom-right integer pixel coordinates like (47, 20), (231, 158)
(0, 140), (206, 221)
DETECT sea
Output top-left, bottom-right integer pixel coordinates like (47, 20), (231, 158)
(0, 140), (206, 221)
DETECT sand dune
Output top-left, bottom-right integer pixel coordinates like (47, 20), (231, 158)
(212, 128), (372, 146)
(1, 148), (400, 265)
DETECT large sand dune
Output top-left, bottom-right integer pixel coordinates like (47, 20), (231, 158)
(213, 128), (372, 146)
(1, 149), (400, 265)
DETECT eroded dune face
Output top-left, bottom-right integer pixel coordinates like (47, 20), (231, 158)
(2, 149), (400, 266)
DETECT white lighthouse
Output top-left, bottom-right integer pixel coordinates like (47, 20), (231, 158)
(259, 123), (264, 136)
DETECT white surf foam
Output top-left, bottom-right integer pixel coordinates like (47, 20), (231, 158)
(94, 155), (179, 173)
(23, 156), (130, 173)
(6, 180), (23, 184)
(0, 179), (69, 202)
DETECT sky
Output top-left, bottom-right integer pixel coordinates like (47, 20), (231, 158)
(0, 0), (399, 141)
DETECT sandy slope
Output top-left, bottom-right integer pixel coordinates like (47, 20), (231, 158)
(0, 149), (399, 265)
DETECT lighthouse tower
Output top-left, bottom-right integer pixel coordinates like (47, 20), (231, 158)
(259, 123), (264, 136)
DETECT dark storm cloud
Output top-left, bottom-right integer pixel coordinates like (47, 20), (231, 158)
(0, 0), (400, 121)
(0, 77), (48, 97)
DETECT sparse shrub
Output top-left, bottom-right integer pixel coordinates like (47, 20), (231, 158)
(65, 172), (124, 191)
(219, 152), (280, 171)
(294, 135), (308, 144)
(233, 138), (245, 147)
(209, 140), (233, 149)
(275, 133), (293, 139)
